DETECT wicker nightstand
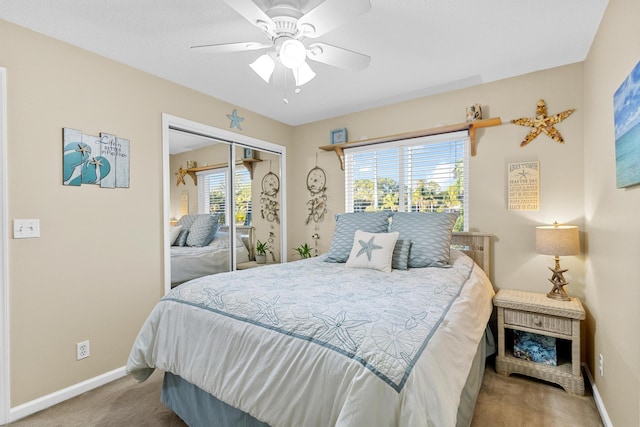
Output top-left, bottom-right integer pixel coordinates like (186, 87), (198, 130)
(494, 289), (585, 395)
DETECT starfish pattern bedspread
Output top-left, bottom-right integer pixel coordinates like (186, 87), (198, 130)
(128, 251), (494, 427)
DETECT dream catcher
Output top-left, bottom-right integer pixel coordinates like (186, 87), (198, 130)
(260, 170), (280, 224)
(306, 157), (328, 257)
(305, 166), (327, 224)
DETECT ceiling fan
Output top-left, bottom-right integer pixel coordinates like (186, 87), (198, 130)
(192, 0), (372, 88)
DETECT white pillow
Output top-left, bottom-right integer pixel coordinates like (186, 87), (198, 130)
(169, 225), (183, 246)
(345, 230), (399, 273)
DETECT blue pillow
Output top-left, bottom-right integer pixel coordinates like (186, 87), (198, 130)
(325, 212), (391, 263)
(389, 212), (457, 268)
(391, 239), (411, 270)
(186, 214), (220, 247)
(174, 215), (198, 247)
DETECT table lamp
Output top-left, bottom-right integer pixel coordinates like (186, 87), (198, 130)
(535, 222), (580, 301)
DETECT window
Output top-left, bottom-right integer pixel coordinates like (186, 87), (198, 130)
(344, 131), (469, 231)
(197, 167), (252, 225)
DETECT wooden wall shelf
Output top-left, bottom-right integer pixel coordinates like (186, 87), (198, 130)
(319, 117), (501, 170)
(176, 158), (261, 186)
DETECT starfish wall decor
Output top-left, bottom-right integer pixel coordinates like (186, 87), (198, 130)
(511, 99), (575, 147)
(227, 109), (244, 130)
(175, 167), (188, 186)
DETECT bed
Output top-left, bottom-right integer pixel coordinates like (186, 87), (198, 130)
(171, 223), (254, 287)
(130, 212), (494, 427)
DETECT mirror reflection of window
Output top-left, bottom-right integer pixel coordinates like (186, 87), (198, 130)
(197, 167), (252, 227)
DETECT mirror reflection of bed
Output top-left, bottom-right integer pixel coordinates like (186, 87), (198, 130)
(168, 128), (281, 287)
(169, 223), (255, 287)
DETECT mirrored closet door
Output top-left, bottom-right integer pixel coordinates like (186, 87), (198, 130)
(165, 121), (284, 291)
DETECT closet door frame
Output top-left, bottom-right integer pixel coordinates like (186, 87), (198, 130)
(0, 67), (9, 425)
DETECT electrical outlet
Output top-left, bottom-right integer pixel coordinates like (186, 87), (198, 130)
(599, 353), (604, 376)
(77, 341), (90, 360)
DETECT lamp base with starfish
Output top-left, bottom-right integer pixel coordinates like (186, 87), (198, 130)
(546, 256), (571, 301)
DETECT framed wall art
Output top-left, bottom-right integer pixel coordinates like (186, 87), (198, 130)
(243, 148), (254, 159)
(613, 59), (640, 188)
(63, 127), (130, 188)
(507, 161), (540, 211)
(330, 128), (347, 145)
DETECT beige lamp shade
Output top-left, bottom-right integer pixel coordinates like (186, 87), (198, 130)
(536, 224), (580, 256)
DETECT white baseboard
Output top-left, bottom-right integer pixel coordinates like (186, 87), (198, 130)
(582, 363), (613, 427)
(7, 366), (126, 424)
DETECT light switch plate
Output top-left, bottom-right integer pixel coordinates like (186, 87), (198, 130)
(13, 219), (40, 239)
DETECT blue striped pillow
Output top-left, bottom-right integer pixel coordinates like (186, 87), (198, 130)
(389, 212), (457, 268)
(325, 212), (392, 263)
(174, 215), (198, 247)
(391, 239), (412, 270)
(186, 214), (220, 247)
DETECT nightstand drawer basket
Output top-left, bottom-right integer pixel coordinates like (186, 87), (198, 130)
(504, 309), (572, 335)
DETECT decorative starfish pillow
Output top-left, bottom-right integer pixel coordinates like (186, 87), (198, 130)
(345, 230), (399, 272)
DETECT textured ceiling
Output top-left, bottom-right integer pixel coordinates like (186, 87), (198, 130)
(0, 0), (608, 126)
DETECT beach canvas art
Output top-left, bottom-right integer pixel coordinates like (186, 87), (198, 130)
(614, 59), (640, 188)
(63, 128), (130, 188)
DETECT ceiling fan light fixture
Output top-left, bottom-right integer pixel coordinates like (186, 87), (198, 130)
(279, 39), (307, 69)
(293, 61), (316, 86)
(249, 54), (275, 83)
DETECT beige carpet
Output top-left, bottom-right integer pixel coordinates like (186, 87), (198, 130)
(10, 359), (602, 426)
(472, 359), (603, 427)
(9, 370), (184, 427)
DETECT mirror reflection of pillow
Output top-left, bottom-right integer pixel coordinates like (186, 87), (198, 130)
(186, 214), (220, 247)
(169, 225), (183, 246)
(175, 215), (199, 246)
(345, 230), (399, 272)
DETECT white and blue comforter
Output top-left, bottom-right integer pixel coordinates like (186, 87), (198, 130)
(127, 251), (494, 427)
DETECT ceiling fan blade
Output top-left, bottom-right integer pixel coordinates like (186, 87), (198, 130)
(307, 43), (370, 71)
(224, 0), (276, 35)
(297, 0), (371, 38)
(190, 41), (271, 53)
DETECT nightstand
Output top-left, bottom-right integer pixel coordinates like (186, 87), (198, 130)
(494, 289), (585, 395)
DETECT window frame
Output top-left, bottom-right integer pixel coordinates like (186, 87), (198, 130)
(344, 130), (469, 231)
(197, 166), (252, 226)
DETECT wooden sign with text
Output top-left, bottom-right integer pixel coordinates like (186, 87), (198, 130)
(508, 161), (539, 211)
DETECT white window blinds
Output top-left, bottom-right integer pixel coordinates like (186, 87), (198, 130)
(344, 131), (469, 231)
(197, 167), (252, 225)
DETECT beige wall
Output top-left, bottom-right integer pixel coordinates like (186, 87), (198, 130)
(0, 19), (291, 406)
(290, 64), (585, 294)
(583, 0), (640, 425)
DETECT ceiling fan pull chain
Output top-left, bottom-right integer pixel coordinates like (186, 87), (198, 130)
(283, 70), (289, 104)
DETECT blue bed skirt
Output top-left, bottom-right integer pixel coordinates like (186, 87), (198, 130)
(162, 328), (495, 427)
